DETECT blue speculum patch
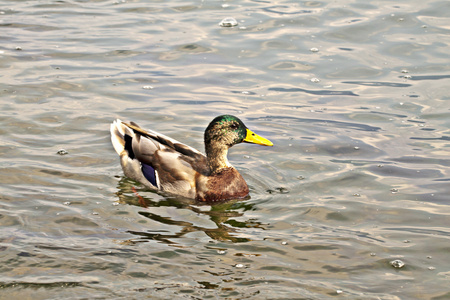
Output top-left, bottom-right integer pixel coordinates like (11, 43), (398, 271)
(141, 163), (157, 187)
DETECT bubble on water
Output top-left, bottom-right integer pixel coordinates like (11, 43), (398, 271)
(403, 240), (411, 243)
(63, 201), (71, 206)
(297, 175), (305, 180)
(267, 187), (289, 194)
(427, 256), (432, 259)
(403, 75), (412, 79)
(390, 188), (399, 194)
(221, 4), (230, 8)
(219, 17), (238, 27)
(242, 91), (250, 95)
(15, 46), (22, 51)
(57, 149), (68, 155)
(243, 155), (250, 159)
(354, 146), (360, 150)
(276, 187), (289, 194)
(92, 212), (99, 215)
(281, 241), (288, 245)
(401, 69), (409, 73)
(377, 164), (384, 168)
(310, 47), (319, 52)
(234, 263), (245, 268)
(370, 252), (376, 256)
(217, 250), (226, 254)
(428, 266), (436, 270)
(310, 77), (320, 83)
(336, 290), (343, 294)
(390, 259), (405, 268)
(353, 193), (361, 197)
(112, 202), (120, 206)
(142, 85), (153, 90)
(421, 25), (427, 28)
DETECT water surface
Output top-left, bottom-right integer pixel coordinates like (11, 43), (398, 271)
(1, 0), (449, 299)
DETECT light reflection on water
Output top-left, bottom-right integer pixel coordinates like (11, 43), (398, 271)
(1, 0), (449, 298)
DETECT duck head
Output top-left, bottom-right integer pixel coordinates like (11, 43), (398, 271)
(204, 115), (273, 172)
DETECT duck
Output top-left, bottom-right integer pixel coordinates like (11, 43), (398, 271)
(110, 115), (273, 203)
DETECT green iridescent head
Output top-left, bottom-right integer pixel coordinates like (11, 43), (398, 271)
(204, 115), (273, 172)
(204, 115), (273, 148)
(205, 115), (247, 147)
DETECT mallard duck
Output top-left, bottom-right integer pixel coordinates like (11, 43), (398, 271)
(110, 115), (273, 202)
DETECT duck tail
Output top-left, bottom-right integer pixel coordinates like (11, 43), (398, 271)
(110, 119), (128, 155)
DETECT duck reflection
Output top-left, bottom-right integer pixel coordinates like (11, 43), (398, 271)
(115, 177), (264, 244)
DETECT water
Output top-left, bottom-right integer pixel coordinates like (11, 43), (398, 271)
(1, 0), (449, 299)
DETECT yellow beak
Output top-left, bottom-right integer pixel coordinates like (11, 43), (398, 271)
(244, 129), (273, 146)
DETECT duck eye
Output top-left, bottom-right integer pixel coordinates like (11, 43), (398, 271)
(230, 123), (239, 130)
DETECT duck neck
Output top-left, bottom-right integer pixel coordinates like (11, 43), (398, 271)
(205, 141), (231, 174)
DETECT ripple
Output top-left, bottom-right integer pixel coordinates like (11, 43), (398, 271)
(263, 6), (313, 15)
(342, 81), (412, 87)
(269, 61), (314, 71)
(269, 87), (359, 96)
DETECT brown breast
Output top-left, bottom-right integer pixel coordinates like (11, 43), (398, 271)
(196, 167), (249, 202)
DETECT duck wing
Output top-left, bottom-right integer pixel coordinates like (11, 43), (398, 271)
(124, 121), (205, 161)
(111, 119), (208, 199)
